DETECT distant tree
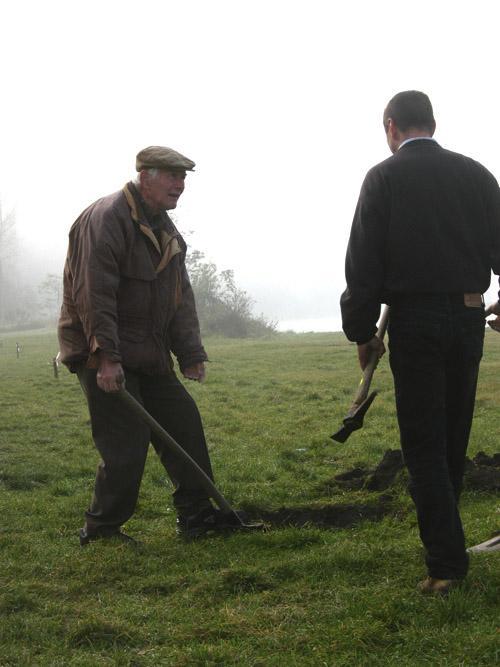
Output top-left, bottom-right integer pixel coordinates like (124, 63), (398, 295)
(0, 201), (17, 325)
(38, 273), (63, 321)
(5, 284), (40, 328)
(185, 250), (276, 337)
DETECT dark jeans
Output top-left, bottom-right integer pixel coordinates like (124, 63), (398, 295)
(77, 367), (214, 534)
(388, 294), (485, 579)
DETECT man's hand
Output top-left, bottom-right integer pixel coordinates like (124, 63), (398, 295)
(97, 357), (125, 392)
(182, 362), (206, 382)
(357, 336), (386, 371)
(485, 301), (500, 333)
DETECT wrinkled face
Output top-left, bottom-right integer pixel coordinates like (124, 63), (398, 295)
(141, 169), (187, 211)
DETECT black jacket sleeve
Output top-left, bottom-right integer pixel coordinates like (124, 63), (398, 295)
(340, 166), (390, 343)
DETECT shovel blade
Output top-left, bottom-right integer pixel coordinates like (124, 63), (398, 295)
(467, 534), (500, 553)
(220, 510), (264, 531)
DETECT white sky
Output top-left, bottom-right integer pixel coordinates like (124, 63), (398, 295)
(1, 0), (499, 324)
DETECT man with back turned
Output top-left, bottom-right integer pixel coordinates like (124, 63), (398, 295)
(340, 91), (500, 594)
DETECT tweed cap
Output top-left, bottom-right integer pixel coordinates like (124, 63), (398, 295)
(136, 145), (195, 172)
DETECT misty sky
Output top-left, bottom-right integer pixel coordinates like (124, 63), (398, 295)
(1, 0), (499, 328)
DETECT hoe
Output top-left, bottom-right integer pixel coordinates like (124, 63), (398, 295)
(332, 305), (389, 443)
(117, 388), (263, 532)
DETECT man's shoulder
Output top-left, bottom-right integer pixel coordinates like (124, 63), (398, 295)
(369, 143), (496, 178)
(85, 189), (128, 218)
(396, 142), (494, 175)
(361, 155), (394, 190)
(430, 146), (499, 191)
(446, 148), (497, 179)
(72, 189), (130, 230)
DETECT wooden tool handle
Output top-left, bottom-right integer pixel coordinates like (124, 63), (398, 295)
(351, 305), (389, 408)
(117, 388), (235, 514)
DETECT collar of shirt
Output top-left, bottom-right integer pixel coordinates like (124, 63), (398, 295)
(398, 136), (437, 150)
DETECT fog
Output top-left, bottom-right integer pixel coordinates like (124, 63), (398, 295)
(1, 0), (499, 330)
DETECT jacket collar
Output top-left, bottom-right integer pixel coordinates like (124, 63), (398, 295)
(122, 182), (182, 272)
(398, 138), (440, 152)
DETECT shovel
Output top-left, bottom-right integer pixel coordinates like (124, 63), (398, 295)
(117, 387), (263, 531)
(467, 533), (500, 553)
(332, 305), (389, 443)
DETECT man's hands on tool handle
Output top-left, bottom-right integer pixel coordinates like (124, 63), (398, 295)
(486, 301), (500, 333)
(357, 336), (386, 371)
(96, 355), (205, 393)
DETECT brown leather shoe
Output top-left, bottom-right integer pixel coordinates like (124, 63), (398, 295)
(417, 577), (461, 595)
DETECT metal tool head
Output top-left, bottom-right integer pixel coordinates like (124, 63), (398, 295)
(219, 510), (265, 532)
(331, 391), (378, 443)
(467, 534), (500, 554)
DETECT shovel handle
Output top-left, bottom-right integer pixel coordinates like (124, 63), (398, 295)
(117, 388), (235, 515)
(350, 305), (389, 410)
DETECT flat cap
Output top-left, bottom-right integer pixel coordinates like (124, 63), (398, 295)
(136, 145), (195, 172)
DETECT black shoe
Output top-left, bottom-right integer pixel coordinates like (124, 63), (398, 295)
(176, 507), (262, 539)
(79, 528), (137, 547)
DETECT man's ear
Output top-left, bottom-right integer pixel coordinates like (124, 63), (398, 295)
(386, 118), (398, 141)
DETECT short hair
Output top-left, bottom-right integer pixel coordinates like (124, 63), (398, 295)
(134, 168), (160, 186)
(383, 91), (435, 133)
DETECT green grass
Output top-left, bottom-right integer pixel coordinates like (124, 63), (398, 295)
(0, 330), (499, 666)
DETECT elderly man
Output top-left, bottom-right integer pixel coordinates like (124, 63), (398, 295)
(58, 146), (233, 543)
(341, 91), (500, 594)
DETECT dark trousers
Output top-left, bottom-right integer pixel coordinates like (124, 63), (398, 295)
(388, 294), (485, 579)
(77, 367), (214, 534)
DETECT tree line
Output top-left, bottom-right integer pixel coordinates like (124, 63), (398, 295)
(186, 250), (275, 337)
(0, 205), (275, 337)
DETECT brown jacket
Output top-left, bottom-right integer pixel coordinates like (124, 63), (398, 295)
(58, 183), (207, 374)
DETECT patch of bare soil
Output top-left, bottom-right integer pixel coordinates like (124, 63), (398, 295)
(329, 449), (500, 493)
(255, 497), (393, 529)
(248, 452), (499, 531)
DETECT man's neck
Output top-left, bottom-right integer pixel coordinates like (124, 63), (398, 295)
(396, 129), (433, 151)
(137, 188), (162, 216)
(398, 136), (436, 151)
(401, 129), (432, 140)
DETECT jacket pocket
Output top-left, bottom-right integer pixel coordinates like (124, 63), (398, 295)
(118, 315), (150, 343)
(117, 274), (156, 321)
(119, 328), (148, 343)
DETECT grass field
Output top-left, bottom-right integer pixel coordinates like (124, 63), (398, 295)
(0, 329), (499, 666)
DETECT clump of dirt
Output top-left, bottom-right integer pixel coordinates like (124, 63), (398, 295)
(472, 452), (500, 467)
(333, 466), (369, 487)
(464, 452), (500, 491)
(329, 449), (500, 493)
(364, 450), (404, 491)
(327, 449), (405, 492)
